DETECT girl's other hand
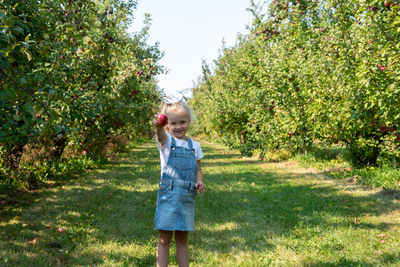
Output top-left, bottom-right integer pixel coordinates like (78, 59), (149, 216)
(195, 182), (204, 194)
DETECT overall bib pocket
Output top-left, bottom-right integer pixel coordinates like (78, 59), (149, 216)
(172, 153), (192, 170)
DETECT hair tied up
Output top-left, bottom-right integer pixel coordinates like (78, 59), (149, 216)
(164, 95), (183, 104)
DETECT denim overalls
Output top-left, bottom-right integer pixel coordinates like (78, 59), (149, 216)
(155, 137), (198, 231)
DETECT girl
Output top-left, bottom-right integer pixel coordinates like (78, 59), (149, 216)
(154, 99), (204, 267)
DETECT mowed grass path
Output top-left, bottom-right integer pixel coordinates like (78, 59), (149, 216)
(1, 140), (400, 266)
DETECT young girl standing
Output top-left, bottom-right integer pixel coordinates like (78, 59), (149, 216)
(154, 100), (204, 267)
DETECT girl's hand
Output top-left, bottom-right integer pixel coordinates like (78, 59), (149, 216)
(154, 114), (168, 147)
(154, 113), (168, 128)
(154, 115), (164, 129)
(195, 182), (204, 194)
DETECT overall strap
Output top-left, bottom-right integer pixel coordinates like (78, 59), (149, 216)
(170, 135), (176, 151)
(187, 138), (195, 154)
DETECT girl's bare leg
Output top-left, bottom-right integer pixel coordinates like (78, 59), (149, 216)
(157, 230), (173, 267)
(174, 230), (189, 267)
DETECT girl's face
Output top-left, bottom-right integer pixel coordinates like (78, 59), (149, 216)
(166, 109), (190, 140)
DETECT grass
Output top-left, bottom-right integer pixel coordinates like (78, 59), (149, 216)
(1, 139), (400, 266)
(295, 145), (400, 191)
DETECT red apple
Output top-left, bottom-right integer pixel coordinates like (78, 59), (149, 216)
(156, 114), (168, 126)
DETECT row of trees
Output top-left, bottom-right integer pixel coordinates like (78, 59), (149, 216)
(191, 0), (400, 166)
(1, 0), (164, 187)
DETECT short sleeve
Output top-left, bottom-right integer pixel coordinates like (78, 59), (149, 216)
(158, 133), (171, 151)
(194, 142), (204, 161)
(158, 134), (172, 172)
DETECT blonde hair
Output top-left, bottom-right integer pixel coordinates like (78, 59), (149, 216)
(161, 99), (192, 121)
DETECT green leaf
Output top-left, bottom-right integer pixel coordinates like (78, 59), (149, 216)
(22, 103), (35, 116)
(13, 26), (24, 35)
(21, 42), (29, 49)
(0, 58), (10, 69)
(36, 75), (45, 82)
(55, 125), (63, 134)
(13, 114), (21, 121)
(391, 16), (400, 26)
(5, 87), (15, 98)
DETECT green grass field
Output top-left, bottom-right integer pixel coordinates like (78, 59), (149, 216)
(1, 140), (399, 266)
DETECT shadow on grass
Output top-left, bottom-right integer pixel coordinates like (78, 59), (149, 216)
(192, 168), (399, 254)
(0, 144), (160, 266)
(309, 252), (400, 267)
(0, 142), (399, 266)
(305, 145), (353, 163)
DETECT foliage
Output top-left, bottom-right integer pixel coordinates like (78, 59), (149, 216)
(0, 0), (164, 188)
(190, 0), (400, 167)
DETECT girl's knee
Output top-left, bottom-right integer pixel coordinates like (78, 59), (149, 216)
(159, 230), (173, 246)
(174, 231), (189, 245)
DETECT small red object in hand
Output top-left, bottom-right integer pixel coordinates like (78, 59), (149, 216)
(156, 114), (168, 126)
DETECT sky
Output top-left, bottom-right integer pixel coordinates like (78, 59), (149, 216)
(129, 0), (254, 98)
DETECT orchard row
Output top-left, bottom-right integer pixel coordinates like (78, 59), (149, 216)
(190, 0), (400, 166)
(0, 0), (164, 186)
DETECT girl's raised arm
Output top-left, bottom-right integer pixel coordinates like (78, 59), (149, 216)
(154, 114), (168, 147)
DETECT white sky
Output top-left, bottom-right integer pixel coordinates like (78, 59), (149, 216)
(129, 0), (254, 98)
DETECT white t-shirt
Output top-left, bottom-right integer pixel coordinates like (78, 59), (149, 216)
(158, 133), (204, 172)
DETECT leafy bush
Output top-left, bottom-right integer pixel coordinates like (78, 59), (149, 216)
(190, 0), (400, 168)
(0, 0), (164, 189)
